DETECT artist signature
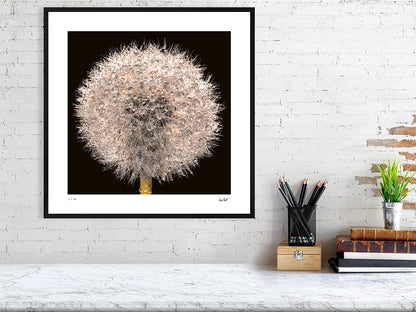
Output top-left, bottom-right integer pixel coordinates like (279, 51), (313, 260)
(218, 197), (230, 202)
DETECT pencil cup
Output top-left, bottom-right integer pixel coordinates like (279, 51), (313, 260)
(288, 206), (316, 246)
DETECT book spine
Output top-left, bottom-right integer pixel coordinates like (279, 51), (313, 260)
(337, 257), (416, 267)
(336, 239), (416, 253)
(350, 228), (416, 241)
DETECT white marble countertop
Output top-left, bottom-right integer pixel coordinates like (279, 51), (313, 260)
(1, 264), (415, 311)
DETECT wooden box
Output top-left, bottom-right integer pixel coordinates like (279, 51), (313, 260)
(277, 242), (322, 271)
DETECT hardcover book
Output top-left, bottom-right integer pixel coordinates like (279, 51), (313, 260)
(328, 257), (416, 273)
(350, 227), (416, 241)
(341, 251), (416, 260)
(337, 255), (416, 267)
(336, 235), (416, 253)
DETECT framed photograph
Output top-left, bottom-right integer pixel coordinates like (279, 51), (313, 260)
(44, 7), (255, 218)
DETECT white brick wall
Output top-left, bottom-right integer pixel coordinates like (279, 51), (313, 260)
(1, 0), (416, 264)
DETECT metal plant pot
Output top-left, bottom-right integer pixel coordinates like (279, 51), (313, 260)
(383, 202), (403, 230)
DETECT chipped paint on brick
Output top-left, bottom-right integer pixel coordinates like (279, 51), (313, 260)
(355, 176), (378, 185)
(367, 139), (416, 148)
(356, 174), (415, 186)
(403, 202), (416, 210)
(388, 126), (416, 136)
(398, 176), (416, 184)
(372, 189), (380, 197)
(400, 152), (416, 161)
(371, 164), (383, 173)
(364, 113), (416, 210)
(403, 164), (416, 172)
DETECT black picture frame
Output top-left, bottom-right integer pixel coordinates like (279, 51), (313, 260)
(44, 7), (255, 218)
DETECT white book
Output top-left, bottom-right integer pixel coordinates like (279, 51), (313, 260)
(342, 252), (416, 261)
(337, 266), (416, 273)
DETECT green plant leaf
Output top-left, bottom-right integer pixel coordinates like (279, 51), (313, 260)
(377, 159), (415, 202)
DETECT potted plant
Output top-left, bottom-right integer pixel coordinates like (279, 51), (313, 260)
(377, 160), (415, 230)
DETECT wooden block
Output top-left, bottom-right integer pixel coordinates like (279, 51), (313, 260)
(277, 242), (322, 271)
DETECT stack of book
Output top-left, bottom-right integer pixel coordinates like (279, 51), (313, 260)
(329, 226), (416, 273)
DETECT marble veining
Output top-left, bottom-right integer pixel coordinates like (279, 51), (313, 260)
(1, 264), (416, 311)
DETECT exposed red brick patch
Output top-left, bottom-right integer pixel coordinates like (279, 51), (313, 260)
(388, 126), (416, 136)
(400, 152), (416, 160)
(367, 139), (416, 148)
(413, 115), (416, 124)
(372, 189), (412, 197)
(398, 176), (416, 184)
(370, 165), (416, 182)
(403, 202), (416, 210)
(371, 164), (384, 173)
(367, 139), (391, 147)
(403, 164), (416, 172)
(355, 176), (378, 185)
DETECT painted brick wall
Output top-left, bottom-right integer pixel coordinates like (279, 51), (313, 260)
(1, 0), (416, 264)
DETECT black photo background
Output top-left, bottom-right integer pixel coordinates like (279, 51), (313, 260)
(68, 32), (231, 194)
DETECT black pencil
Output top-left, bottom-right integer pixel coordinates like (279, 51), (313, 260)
(288, 208), (303, 243)
(306, 181), (320, 207)
(310, 182), (322, 206)
(305, 180), (328, 222)
(279, 178), (309, 241)
(293, 209), (312, 236)
(311, 179), (327, 206)
(279, 181), (305, 241)
(280, 177), (295, 207)
(284, 176), (298, 207)
(277, 181), (292, 207)
(298, 178), (307, 207)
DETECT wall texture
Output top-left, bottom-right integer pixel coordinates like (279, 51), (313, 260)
(1, 0), (416, 264)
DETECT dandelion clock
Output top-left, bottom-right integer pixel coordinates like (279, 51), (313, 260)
(74, 43), (223, 194)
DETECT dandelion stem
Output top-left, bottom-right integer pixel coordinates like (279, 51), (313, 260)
(140, 175), (152, 195)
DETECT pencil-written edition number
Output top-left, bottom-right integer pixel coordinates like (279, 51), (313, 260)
(68, 197), (77, 201)
(218, 197), (230, 202)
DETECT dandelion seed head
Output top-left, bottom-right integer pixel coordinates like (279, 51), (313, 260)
(75, 43), (222, 184)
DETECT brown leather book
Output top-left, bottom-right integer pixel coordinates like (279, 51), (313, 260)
(350, 227), (416, 241)
(336, 235), (416, 253)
